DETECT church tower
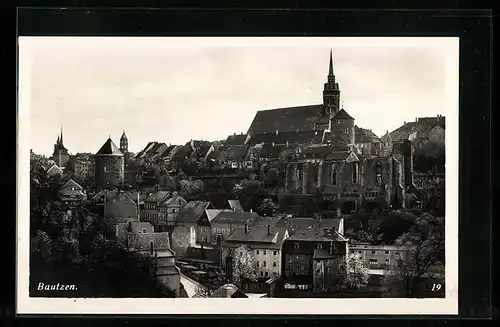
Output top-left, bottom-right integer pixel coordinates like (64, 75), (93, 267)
(120, 130), (128, 154)
(322, 50), (341, 117)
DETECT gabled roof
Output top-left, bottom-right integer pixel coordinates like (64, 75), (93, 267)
(171, 145), (192, 160)
(211, 211), (259, 225)
(191, 145), (212, 158)
(228, 200), (244, 212)
(60, 179), (83, 191)
(46, 164), (63, 176)
(145, 191), (171, 203)
(332, 108), (354, 120)
(225, 134), (247, 146)
(274, 217), (343, 236)
(210, 284), (248, 298)
(176, 201), (213, 223)
(206, 209), (225, 222)
(219, 145), (248, 161)
(96, 138), (123, 156)
(92, 189), (119, 202)
(247, 104), (329, 135)
(258, 144), (285, 159)
(355, 126), (380, 143)
(160, 193), (187, 207)
(224, 227), (288, 249)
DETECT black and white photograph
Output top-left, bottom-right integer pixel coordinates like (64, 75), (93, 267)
(18, 36), (458, 315)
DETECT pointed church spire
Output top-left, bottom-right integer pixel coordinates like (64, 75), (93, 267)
(329, 49), (334, 75)
(60, 125), (63, 145)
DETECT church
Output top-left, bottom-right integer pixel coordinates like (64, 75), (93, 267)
(246, 51), (415, 213)
(51, 127), (70, 168)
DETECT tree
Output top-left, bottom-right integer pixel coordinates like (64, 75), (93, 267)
(179, 179), (204, 198)
(345, 253), (369, 289)
(384, 213), (445, 297)
(258, 198), (278, 217)
(223, 246), (259, 289)
(413, 141), (445, 174)
(233, 179), (265, 212)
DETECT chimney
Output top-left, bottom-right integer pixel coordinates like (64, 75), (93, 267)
(404, 121), (406, 125)
(224, 285), (232, 298)
(234, 133), (236, 136)
(244, 222), (248, 233)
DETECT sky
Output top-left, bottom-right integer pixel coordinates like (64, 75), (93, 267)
(20, 37), (459, 156)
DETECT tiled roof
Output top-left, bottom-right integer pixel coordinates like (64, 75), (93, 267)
(136, 232), (173, 253)
(46, 164), (63, 175)
(192, 145), (212, 158)
(206, 209), (224, 222)
(287, 228), (347, 242)
(247, 104), (330, 135)
(224, 227), (288, 249)
(274, 217), (342, 235)
(210, 284), (248, 298)
(161, 193), (187, 207)
(171, 145), (192, 160)
(92, 189), (119, 202)
(124, 190), (148, 204)
(248, 130), (325, 146)
(219, 145), (248, 161)
(225, 134), (247, 146)
(258, 144), (285, 159)
(60, 179), (83, 191)
(145, 191), (171, 203)
(96, 138), (123, 156)
(211, 211), (259, 225)
(355, 126), (380, 143)
(228, 200), (244, 212)
(160, 145), (177, 158)
(176, 201), (212, 223)
(389, 116), (445, 143)
(332, 108), (354, 120)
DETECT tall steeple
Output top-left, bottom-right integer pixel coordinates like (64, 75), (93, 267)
(328, 49), (334, 76)
(322, 49), (341, 117)
(120, 130), (128, 154)
(60, 125), (64, 146)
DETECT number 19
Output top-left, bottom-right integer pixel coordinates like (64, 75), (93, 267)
(431, 283), (442, 291)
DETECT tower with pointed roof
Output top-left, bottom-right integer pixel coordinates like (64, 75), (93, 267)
(94, 137), (124, 188)
(120, 130), (129, 154)
(51, 126), (70, 167)
(322, 50), (341, 117)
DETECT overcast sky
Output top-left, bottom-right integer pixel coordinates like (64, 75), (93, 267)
(20, 37), (458, 156)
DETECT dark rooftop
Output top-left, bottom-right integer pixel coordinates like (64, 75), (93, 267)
(96, 138), (123, 156)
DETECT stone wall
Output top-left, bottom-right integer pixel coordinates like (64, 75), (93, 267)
(95, 155), (124, 188)
(330, 119), (355, 145)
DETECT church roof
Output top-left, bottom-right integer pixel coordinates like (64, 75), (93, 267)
(247, 104), (329, 135)
(332, 108), (354, 120)
(96, 138), (123, 156)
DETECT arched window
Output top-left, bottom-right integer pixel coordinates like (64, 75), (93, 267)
(352, 162), (358, 183)
(375, 163), (382, 185)
(330, 163), (337, 186)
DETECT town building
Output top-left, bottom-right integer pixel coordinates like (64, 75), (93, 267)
(94, 137), (125, 188)
(277, 217), (349, 294)
(116, 221), (181, 297)
(222, 217), (289, 279)
(209, 210), (260, 245)
(73, 153), (95, 182)
(92, 189), (140, 232)
(349, 243), (408, 271)
(58, 179), (87, 202)
(224, 133), (250, 146)
(46, 164), (63, 179)
(51, 127), (70, 168)
(389, 115), (446, 146)
(210, 284), (248, 298)
(142, 191), (188, 232)
(175, 201), (215, 243)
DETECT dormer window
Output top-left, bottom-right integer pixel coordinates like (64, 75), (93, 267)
(294, 243), (300, 250)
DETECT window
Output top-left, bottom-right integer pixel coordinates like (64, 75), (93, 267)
(336, 120), (340, 124)
(142, 229), (147, 233)
(256, 261), (259, 267)
(260, 272), (264, 277)
(385, 259), (389, 263)
(273, 251), (277, 256)
(263, 250), (267, 255)
(273, 261), (277, 267)
(316, 269), (320, 274)
(372, 251), (376, 254)
(352, 162), (358, 183)
(149, 241), (154, 255)
(256, 250), (260, 255)
(369, 259), (378, 265)
(385, 251), (389, 254)
(265, 272), (269, 277)
(376, 164), (383, 185)
(330, 163), (337, 186)
(317, 244), (323, 250)
(263, 261), (267, 267)
(294, 243), (300, 250)
(296, 264), (300, 271)
(358, 251), (362, 254)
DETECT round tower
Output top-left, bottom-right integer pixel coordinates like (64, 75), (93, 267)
(95, 137), (124, 188)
